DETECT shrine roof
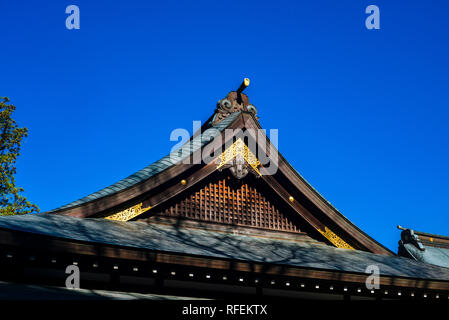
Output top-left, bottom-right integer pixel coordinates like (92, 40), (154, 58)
(1, 214), (448, 281)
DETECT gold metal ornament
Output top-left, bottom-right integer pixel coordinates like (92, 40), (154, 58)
(217, 138), (261, 177)
(105, 203), (152, 221)
(318, 227), (354, 250)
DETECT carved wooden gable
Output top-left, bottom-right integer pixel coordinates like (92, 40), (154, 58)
(149, 174), (303, 234)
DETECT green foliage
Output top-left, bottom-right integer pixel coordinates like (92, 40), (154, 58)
(0, 97), (39, 215)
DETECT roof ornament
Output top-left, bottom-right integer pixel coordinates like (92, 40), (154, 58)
(217, 138), (261, 179)
(398, 227), (425, 251)
(318, 227), (354, 250)
(237, 77), (250, 94)
(211, 78), (258, 125)
(104, 203), (152, 221)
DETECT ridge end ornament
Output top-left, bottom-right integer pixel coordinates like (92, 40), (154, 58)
(211, 78), (258, 125)
(217, 138), (261, 179)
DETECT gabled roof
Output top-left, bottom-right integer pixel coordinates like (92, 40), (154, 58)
(45, 88), (393, 255)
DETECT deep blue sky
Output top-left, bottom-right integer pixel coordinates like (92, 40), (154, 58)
(1, 1), (448, 251)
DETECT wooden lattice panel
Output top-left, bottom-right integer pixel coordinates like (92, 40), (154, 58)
(163, 178), (300, 233)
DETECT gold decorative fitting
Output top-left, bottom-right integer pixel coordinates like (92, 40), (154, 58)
(217, 138), (261, 178)
(318, 227), (354, 250)
(237, 78), (250, 93)
(289, 196), (295, 203)
(105, 203), (152, 221)
(181, 179), (187, 185)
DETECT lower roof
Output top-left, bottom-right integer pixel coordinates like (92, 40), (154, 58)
(1, 214), (448, 282)
(401, 243), (449, 269)
(398, 228), (449, 268)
